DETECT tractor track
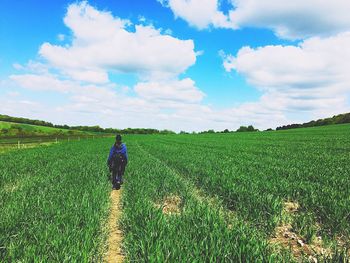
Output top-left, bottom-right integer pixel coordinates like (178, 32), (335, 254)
(105, 189), (124, 263)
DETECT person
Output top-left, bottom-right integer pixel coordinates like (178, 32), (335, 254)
(107, 134), (128, 190)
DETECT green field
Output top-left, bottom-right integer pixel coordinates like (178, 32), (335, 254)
(1, 124), (349, 262)
(0, 121), (95, 138)
(0, 121), (108, 153)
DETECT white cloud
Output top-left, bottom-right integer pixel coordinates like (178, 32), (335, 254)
(2, 2), (214, 132)
(7, 91), (20, 97)
(12, 63), (24, 70)
(158, 0), (232, 29)
(160, 0), (350, 39)
(7, 72), (280, 131)
(57, 34), (65, 41)
(134, 78), (205, 103)
(39, 1), (197, 83)
(228, 0), (350, 39)
(3, 70), (336, 131)
(5, 1), (350, 132)
(0, 98), (43, 118)
(222, 32), (350, 117)
(9, 74), (121, 103)
(12, 60), (50, 75)
(164, 28), (173, 35)
(10, 74), (78, 93)
(138, 16), (146, 23)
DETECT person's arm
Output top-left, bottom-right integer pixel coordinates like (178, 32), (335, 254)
(107, 147), (114, 165)
(124, 144), (128, 163)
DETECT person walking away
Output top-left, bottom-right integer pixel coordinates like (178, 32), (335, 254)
(107, 134), (128, 190)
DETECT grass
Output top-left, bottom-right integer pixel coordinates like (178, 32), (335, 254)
(0, 139), (111, 261)
(126, 124), (350, 261)
(0, 121), (111, 154)
(1, 124), (349, 261)
(136, 125), (350, 235)
(0, 121), (95, 138)
(121, 143), (291, 261)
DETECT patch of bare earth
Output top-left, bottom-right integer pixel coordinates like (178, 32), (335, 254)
(270, 201), (330, 262)
(336, 236), (350, 257)
(105, 190), (124, 263)
(156, 195), (182, 215)
(3, 181), (21, 193)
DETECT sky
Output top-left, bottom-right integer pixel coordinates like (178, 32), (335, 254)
(1, 0), (350, 132)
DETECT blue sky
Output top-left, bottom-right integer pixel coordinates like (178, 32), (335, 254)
(1, 0), (350, 131)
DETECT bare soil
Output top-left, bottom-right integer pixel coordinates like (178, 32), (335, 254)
(269, 201), (331, 262)
(156, 194), (182, 215)
(3, 181), (20, 193)
(105, 190), (124, 263)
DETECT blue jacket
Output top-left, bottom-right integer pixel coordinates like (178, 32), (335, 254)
(108, 143), (128, 164)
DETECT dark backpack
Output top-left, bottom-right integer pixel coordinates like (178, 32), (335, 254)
(110, 146), (125, 170)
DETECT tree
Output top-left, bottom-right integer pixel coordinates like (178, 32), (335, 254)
(247, 125), (255, 131)
(236, 125), (258, 132)
(1, 128), (9, 134)
(236, 126), (248, 132)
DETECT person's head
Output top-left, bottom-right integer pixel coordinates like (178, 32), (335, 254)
(115, 134), (122, 144)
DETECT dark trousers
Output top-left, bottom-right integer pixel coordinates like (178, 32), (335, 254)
(111, 163), (126, 188)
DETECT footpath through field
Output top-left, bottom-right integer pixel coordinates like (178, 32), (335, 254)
(106, 190), (124, 263)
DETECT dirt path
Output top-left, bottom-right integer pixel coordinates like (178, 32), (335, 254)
(105, 189), (124, 263)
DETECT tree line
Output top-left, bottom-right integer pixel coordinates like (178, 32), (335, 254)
(0, 114), (175, 135)
(276, 112), (350, 130)
(179, 125), (259, 134)
(2, 112), (349, 135)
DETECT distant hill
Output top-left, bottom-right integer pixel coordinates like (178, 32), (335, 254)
(0, 114), (175, 135)
(276, 112), (350, 130)
(0, 121), (95, 138)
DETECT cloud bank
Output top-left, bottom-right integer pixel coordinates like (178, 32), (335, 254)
(2, 1), (350, 132)
(222, 32), (350, 117)
(160, 0), (350, 39)
(158, 0), (232, 29)
(40, 1), (196, 83)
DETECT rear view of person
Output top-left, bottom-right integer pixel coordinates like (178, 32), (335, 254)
(107, 134), (128, 190)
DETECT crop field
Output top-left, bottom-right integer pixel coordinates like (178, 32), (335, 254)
(1, 124), (349, 262)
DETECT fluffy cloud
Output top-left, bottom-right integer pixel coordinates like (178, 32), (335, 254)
(158, 0), (231, 29)
(222, 32), (350, 116)
(5, 1), (350, 132)
(4, 71), (292, 131)
(10, 73), (122, 102)
(228, 0), (350, 39)
(135, 78), (205, 103)
(4, 72), (328, 131)
(39, 1), (197, 83)
(161, 0), (350, 39)
(8, 71), (287, 131)
(10, 74), (78, 93)
(3, 2), (215, 131)
(57, 34), (65, 41)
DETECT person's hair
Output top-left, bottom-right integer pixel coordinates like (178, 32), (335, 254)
(115, 134), (122, 142)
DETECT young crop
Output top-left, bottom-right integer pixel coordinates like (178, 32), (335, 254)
(131, 124), (350, 260)
(1, 124), (349, 262)
(0, 139), (111, 261)
(120, 142), (290, 261)
(135, 125), (350, 235)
